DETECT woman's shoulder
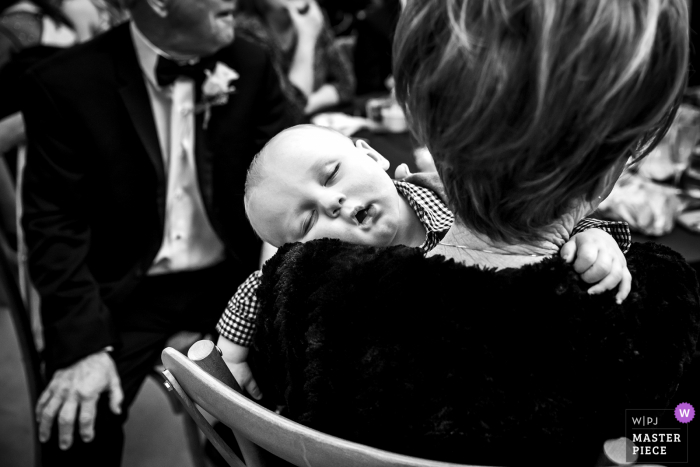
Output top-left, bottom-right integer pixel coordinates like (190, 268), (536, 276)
(253, 238), (699, 465)
(258, 238), (700, 363)
(261, 238), (698, 299)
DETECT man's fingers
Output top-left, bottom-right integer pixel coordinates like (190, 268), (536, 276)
(78, 397), (98, 443)
(36, 387), (53, 412)
(36, 386), (54, 423)
(245, 377), (263, 401)
(38, 390), (65, 443)
(108, 375), (123, 415)
(57, 396), (78, 450)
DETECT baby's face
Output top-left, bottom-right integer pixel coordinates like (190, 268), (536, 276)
(248, 128), (402, 248)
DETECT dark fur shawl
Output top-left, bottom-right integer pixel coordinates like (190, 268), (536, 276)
(249, 240), (700, 466)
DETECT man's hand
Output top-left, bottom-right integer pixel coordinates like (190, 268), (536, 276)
(36, 351), (123, 450)
(560, 228), (632, 303)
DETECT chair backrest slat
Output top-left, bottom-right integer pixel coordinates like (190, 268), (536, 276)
(161, 346), (484, 467)
(0, 193), (43, 467)
(161, 368), (246, 467)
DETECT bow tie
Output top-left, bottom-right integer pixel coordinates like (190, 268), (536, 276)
(155, 55), (217, 88)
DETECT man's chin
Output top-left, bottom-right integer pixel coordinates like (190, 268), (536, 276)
(199, 34), (234, 57)
(219, 29), (235, 46)
(214, 20), (235, 43)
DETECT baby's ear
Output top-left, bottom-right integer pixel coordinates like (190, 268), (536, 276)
(355, 139), (390, 171)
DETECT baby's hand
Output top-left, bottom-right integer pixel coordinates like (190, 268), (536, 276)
(394, 163), (447, 204)
(216, 336), (262, 400)
(560, 228), (631, 303)
(225, 361), (262, 401)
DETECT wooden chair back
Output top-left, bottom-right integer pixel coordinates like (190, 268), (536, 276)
(161, 341), (490, 467)
(162, 340), (664, 467)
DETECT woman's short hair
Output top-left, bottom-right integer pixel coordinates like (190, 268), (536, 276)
(394, 0), (688, 243)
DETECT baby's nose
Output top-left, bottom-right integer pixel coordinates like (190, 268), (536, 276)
(321, 193), (345, 217)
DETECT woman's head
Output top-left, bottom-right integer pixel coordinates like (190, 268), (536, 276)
(394, 0), (688, 243)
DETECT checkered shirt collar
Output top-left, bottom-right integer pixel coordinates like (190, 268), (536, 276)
(393, 180), (454, 252)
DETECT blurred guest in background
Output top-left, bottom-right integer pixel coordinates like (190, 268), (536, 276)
(352, 0), (400, 95)
(687, 0), (698, 87)
(0, 0), (125, 164)
(0, 0), (78, 249)
(0, 0), (76, 160)
(20, 0), (293, 465)
(236, 0), (355, 118)
(61, 0), (128, 41)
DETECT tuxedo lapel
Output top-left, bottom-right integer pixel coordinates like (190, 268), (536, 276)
(114, 25), (165, 190)
(194, 91), (218, 234)
(193, 51), (233, 234)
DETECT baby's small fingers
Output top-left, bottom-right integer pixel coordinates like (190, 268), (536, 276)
(580, 251), (612, 283)
(560, 241), (576, 263)
(614, 268), (632, 304)
(394, 163), (411, 180)
(245, 378), (263, 401)
(587, 264), (623, 295)
(572, 245), (598, 274)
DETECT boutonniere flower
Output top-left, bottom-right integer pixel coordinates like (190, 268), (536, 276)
(197, 62), (239, 129)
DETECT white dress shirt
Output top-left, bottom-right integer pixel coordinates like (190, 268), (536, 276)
(130, 22), (225, 275)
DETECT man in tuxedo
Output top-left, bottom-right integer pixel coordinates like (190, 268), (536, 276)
(19, 0), (295, 465)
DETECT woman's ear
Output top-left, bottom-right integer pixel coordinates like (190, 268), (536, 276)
(355, 139), (390, 171)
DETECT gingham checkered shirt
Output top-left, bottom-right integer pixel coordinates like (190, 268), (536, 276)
(216, 182), (630, 346)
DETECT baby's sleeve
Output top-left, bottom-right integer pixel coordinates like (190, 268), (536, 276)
(215, 270), (263, 346)
(572, 218), (631, 254)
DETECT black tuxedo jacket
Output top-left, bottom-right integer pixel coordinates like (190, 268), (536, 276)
(20, 23), (295, 370)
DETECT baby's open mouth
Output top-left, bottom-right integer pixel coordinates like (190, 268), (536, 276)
(355, 208), (369, 224)
(355, 205), (376, 225)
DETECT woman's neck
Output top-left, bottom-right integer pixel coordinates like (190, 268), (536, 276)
(429, 216), (576, 269)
